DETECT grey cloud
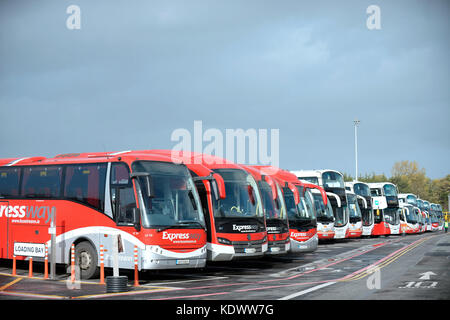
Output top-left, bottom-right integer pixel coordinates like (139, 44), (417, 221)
(0, 0), (448, 178)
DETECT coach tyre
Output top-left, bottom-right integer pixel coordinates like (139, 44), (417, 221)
(75, 241), (99, 279)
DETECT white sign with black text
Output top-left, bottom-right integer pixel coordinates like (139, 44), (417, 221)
(14, 242), (46, 258)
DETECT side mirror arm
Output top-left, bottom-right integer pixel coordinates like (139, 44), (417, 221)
(130, 172), (154, 198)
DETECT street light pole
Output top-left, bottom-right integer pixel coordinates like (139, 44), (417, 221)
(354, 119), (360, 181)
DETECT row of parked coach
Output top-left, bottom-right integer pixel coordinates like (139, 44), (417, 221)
(0, 150), (445, 279)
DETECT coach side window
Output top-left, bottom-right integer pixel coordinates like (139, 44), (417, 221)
(21, 166), (63, 198)
(64, 164), (107, 211)
(110, 163), (136, 225)
(0, 168), (21, 198)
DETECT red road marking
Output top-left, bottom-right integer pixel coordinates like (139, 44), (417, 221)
(147, 241), (392, 300)
(153, 291), (231, 300)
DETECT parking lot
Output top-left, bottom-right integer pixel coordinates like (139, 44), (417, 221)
(1, 231), (449, 301)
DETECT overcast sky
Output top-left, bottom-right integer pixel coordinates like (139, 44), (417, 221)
(1, 0), (449, 179)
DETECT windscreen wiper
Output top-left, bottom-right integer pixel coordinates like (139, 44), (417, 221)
(178, 221), (206, 231)
(157, 222), (206, 232)
(157, 225), (179, 232)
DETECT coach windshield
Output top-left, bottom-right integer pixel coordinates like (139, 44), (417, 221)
(406, 195), (417, 207)
(312, 192), (334, 222)
(384, 207), (400, 225)
(211, 169), (264, 219)
(322, 171), (344, 189)
(347, 193), (362, 223)
(132, 161), (205, 229)
(259, 180), (286, 221)
(298, 187), (315, 221)
(333, 207), (348, 227)
(383, 184), (397, 197)
(353, 183), (370, 197)
(403, 205), (417, 224)
(417, 199), (424, 210)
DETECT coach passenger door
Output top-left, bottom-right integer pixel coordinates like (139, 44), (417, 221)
(110, 163), (137, 226)
(101, 163), (138, 268)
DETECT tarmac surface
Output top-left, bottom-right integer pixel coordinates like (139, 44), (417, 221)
(0, 231), (449, 301)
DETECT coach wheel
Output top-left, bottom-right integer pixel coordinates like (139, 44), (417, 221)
(75, 241), (99, 280)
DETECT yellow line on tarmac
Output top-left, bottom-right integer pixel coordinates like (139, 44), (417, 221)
(349, 239), (426, 281)
(0, 278), (22, 291)
(0, 291), (66, 299)
(74, 286), (176, 299)
(344, 243), (421, 282)
(341, 238), (429, 282)
(0, 272), (53, 281)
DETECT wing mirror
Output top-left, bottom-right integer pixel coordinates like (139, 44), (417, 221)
(130, 172), (154, 198)
(193, 173), (226, 200)
(287, 182), (300, 205)
(131, 207), (141, 231)
(247, 185), (255, 205)
(264, 175), (277, 200)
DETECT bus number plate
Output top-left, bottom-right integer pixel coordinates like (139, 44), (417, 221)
(176, 259), (190, 265)
(245, 248), (256, 254)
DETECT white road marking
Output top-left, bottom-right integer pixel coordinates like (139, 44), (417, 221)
(399, 281), (438, 289)
(278, 281), (337, 300)
(418, 271), (436, 280)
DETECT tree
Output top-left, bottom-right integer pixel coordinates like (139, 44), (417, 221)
(429, 175), (450, 211)
(359, 172), (388, 183)
(343, 173), (354, 182)
(335, 161), (448, 210)
(390, 160), (431, 199)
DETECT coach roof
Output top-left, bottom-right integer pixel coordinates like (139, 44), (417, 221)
(1, 150), (186, 167)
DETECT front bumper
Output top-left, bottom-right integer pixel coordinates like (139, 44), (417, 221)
(289, 234), (318, 253)
(207, 241), (268, 261)
(141, 245), (207, 270)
